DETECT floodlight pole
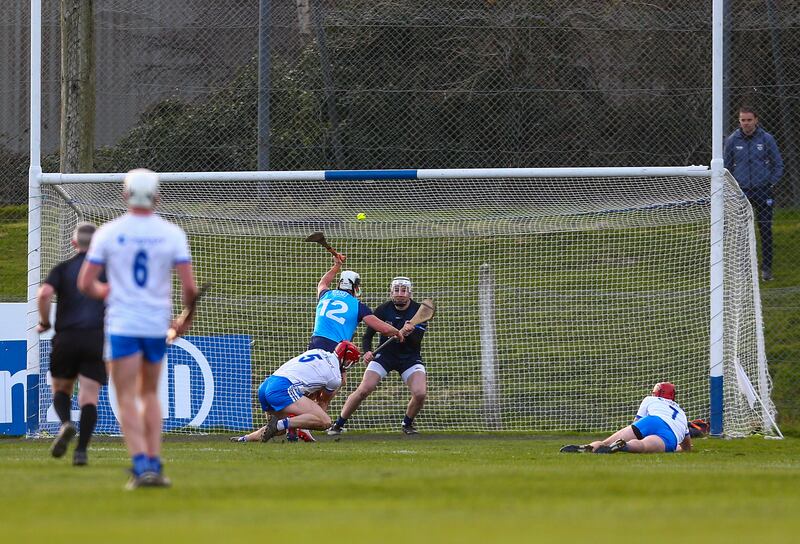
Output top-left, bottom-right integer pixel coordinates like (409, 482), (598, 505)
(27, 0), (43, 435)
(709, 0), (725, 437)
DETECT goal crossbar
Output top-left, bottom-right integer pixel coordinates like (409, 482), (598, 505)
(38, 166), (711, 185)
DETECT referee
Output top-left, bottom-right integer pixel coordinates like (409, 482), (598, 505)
(37, 222), (106, 466)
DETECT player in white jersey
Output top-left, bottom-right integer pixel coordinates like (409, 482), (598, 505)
(560, 382), (692, 454)
(230, 341), (362, 443)
(78, 169), (197, 489)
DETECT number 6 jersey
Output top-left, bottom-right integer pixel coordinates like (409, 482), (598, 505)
(86, 213), (191, 337)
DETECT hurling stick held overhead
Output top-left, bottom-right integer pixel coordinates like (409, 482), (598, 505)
(373, 298), (436, 355)
(304, 231), (340, 258)
(167, 281), (212, 344)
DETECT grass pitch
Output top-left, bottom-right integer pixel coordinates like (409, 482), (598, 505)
(2, 434), (799, 543)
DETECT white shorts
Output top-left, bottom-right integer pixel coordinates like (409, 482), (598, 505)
(366, 361), (426, 384)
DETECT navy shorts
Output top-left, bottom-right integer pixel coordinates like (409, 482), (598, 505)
(50, 328), (107, 384)
(369, 355), (426, 383)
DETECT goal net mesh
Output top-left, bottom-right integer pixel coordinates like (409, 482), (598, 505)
(36, 171), (777, 437)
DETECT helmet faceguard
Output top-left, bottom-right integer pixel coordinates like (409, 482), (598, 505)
(334, 340), (361, 370)
(652, 382), (676, 401)
(338, 270), (361, 297)
(390, 276), (412, 306)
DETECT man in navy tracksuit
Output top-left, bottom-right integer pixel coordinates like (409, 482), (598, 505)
(724, 106), (784, 281)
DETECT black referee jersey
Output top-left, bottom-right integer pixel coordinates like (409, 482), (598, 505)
(44, 253), (105, 332)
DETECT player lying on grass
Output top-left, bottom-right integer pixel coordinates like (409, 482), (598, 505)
(560, 382), (692, 454)
(230, 341), (361, 443)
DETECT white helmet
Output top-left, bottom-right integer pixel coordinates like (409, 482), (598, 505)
(390, 276), (412, 293)
(338, 270), (361, 297)
(124, 168), (159, 209)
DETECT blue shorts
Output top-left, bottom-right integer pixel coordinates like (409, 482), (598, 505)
(257, 376), (303, 413)
(633, 415), (678, 452)
(108, 335), (168, 363)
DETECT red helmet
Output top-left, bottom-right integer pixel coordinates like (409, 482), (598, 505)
(652, 382), (676, 401)
(334, 340), (361, 370)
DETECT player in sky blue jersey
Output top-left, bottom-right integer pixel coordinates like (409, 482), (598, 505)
(308, 253), (403, 353)
(560, 382), (692, 454)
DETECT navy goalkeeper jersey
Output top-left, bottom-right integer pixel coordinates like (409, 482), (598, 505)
(362, 300), (427, 363)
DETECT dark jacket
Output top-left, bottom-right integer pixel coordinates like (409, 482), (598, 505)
(723, 126), (783, 191)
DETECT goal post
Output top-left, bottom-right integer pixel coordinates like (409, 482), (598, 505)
(27, 166), (780, 438)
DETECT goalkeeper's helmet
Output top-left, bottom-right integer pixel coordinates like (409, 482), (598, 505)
(390, 276), (412, 306)
(334, 340), (361, 370)
(338, 270), (361, 297)
(652, 382), (676, 401)
(124, 168), (159, 209)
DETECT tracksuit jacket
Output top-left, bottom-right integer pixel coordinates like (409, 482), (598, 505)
(723, 126), (783, 191)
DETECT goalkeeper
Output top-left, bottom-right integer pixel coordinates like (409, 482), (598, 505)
(328, 276), (425, 436)
(560, 382), (692, 454)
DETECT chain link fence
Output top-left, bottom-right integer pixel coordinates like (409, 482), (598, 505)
(1, 0), (798, 431)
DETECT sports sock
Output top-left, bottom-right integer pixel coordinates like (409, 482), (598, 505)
(334, 416), (348, 428)
(148, 456), (162, 474)
(277, 418), (290, 431)
(286, 413), (298, 438)
(53, 391), (71, 424)
(403, 415), (414, 427)
(76, 404), (97, 451)
(132, 453), (149, 477)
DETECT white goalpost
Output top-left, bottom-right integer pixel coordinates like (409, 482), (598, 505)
(27, 166), (779, 438)
(25, 0), (780, 438)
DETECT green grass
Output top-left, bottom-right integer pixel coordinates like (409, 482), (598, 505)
(0, 204), (27, 300)
(771, 207), (800, 287)
(2, 434), (800, 543)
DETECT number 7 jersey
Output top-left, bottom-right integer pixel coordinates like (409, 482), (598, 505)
(86, 213), (191, 337)
(636, 395), (689, 444)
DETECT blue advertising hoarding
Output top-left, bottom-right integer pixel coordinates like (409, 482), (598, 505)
(0, 334), (254, 436)
(0, 340), (27, 436)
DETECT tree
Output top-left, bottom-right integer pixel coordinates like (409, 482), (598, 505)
(60, 0), (95, 173)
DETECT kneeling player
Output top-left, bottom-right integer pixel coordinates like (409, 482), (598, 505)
(231, 341), (361, 443)
(560, 382), (692, 454)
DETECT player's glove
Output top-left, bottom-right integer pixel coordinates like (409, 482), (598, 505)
(688, 418), (709, 438)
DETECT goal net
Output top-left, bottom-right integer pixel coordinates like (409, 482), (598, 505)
(33, 168), (777, 437)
